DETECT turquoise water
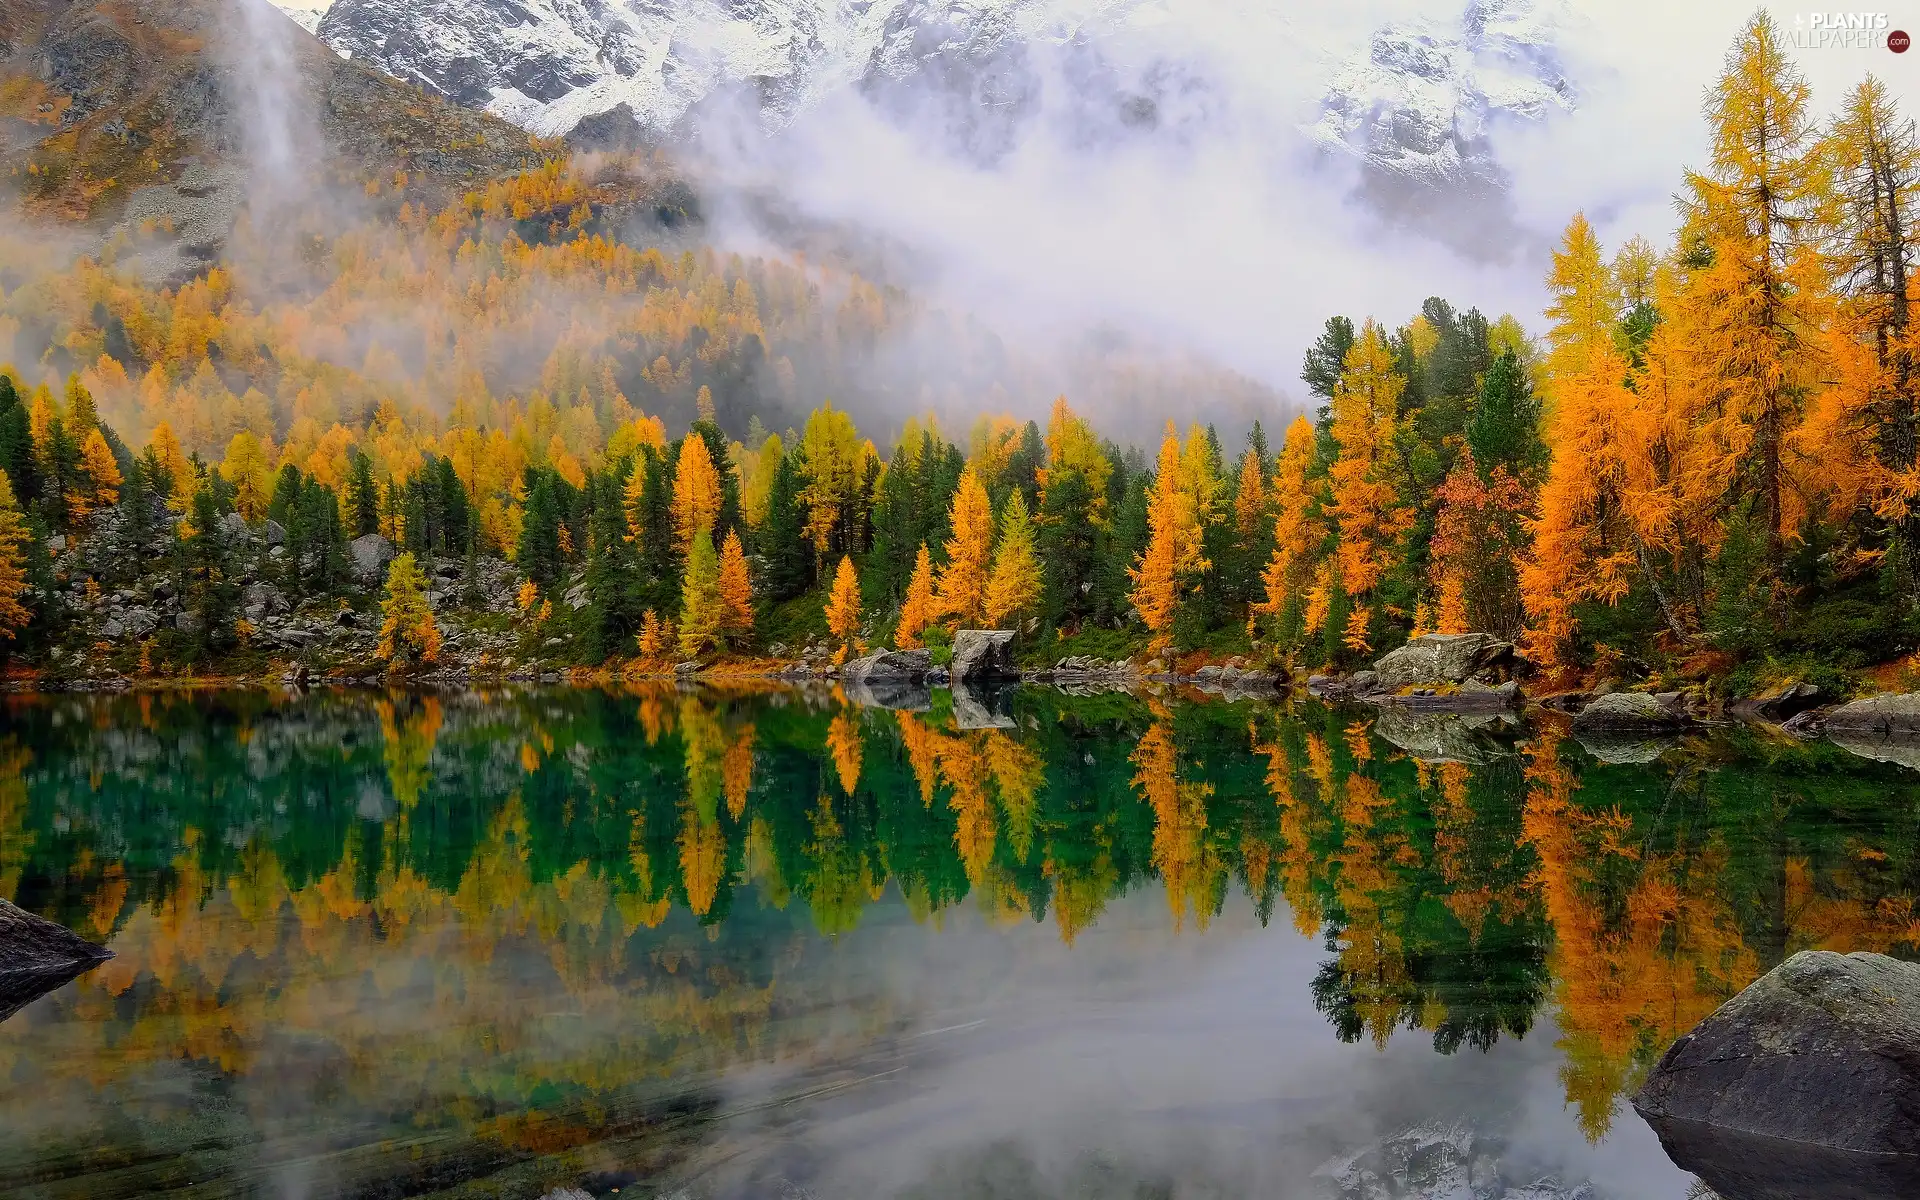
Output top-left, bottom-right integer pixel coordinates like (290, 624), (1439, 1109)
(1, 685), (1915, 1198)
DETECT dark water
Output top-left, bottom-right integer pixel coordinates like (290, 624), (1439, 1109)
(1, 685), (1916, 1199)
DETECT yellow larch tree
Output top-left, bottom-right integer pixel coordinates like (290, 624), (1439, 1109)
(1521, 214), (1635, 663)
(1040, 396), (1112, 525)
(825, 554), (862, 664)
(798, 403), (865, 554)
(70, 428), (122, 523)
(147, 421), (197, 509)
(894, 543), (937, 649)
(1682, 10), (1824, 561)
(0, 470), (29, 641)
(984, 489), (1042, 629)
(377, 552), (442, 665)
(1253, 416), (1324, 638)
(717, 529), (754, 640)
(936, 466), (993, 627)
(222, 431), (273, 522)
(1233, 446), (1268, 537)
(1323, 322), (1411, 649)
(1130, 427), (1208, 654)
(671, 433), (723, 553)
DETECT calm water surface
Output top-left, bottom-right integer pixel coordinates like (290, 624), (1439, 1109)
(1, 685), (1917, 1199)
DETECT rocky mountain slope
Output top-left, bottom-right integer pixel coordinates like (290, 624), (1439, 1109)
(299, 0), (1578, 211)
(0, 0), (546, 278)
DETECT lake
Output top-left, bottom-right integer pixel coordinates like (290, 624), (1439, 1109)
(1, 684), (1916, 1199)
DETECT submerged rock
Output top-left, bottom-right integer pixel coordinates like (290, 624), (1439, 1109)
(1731, 681), (1825, 723)
(1634, 951), (1920, 1197)
(949, 629), (1017, 684)
(1570, 691), (1689, 732)
(1371, 633), (1515, 689)
(0, 900), (114, 1024)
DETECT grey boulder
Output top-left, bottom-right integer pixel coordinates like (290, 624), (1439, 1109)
(1371, 633), (1514, 689)
(349, 534), (396, 581)
(1571, 691), (1689, 732)
(1822, 693), (1920, 737)
(1635, 951), (1920, 1198)
(1, 899), (113, 1024)
(950, 629), (1017, 684)
(842, 648), (931, 686)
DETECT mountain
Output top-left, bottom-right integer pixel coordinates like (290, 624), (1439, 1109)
(296, 0), (1578, 255)
(1309, 0), (1575, 257)
(0, 0), (546, 280)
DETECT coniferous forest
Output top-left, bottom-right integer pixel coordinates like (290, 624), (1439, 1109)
(0, 13), (1915, 696)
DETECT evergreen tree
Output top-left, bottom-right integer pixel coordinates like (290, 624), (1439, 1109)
(1467, 350), (1545, 480)
(760, 451), (812, 601)
(1302, 316), (1358, 400)
(517, 469), (565, 589)
(1036, 468), (1097, 627)
(345, 451), (379, 538)
(584, 467), (646, 662)
(0, 394), (37, 510)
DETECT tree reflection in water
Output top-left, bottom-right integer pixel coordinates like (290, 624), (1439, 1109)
(0, 685), (1916, 1194)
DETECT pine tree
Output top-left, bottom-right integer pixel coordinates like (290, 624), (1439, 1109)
(825, 554), (862, 663)
(1302, 316), (1358, 401)
(717, 528), (754, 641)
(678, 529), (723, 658)
(0, 395), (37, 510)
(148, 422), (196, 510)
(936, 466), (993, 627)
(517, 470), (565, 588)
(895, 543), (937, 648)
(760, 450), (812, 600)
(1466, 349), (1544, 479)
(985, 489), (1042, 628)
(0, 469), (30, 641)
(377, 552), (442, 665)
(345, 450), (379, 537)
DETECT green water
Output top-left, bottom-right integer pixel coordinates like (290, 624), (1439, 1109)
(0, 685), (1916, 1199)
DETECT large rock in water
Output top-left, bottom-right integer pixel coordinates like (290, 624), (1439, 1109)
(950, 629), (1017, 684)
(1823, 693), (1920, 736)
(0, 899), (113, 1024)
(1634, 951), (1920, 1199)
(1371, 633), (1513, 689)
(841, 648), (931, 687)
(1571, 691), (1689, 732)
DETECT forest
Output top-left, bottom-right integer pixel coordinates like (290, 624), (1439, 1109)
(1, 12), (1917, 693)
